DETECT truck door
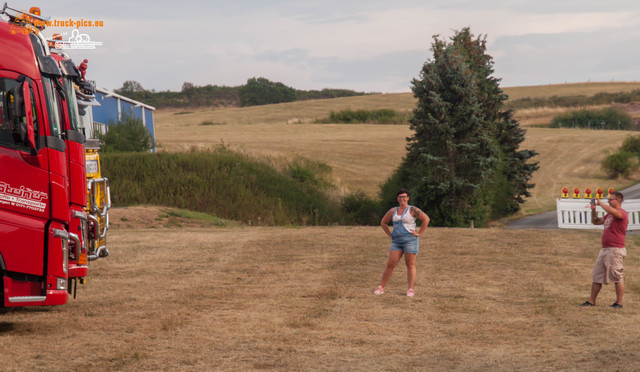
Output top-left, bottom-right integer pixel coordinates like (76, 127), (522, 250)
(0, 72), (49, 276)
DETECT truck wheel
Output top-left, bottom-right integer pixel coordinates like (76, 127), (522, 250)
(0, 275), (8, 314)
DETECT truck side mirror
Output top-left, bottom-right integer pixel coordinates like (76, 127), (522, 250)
(22, 81), (36, 151)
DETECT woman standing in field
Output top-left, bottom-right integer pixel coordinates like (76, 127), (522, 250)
(373, 189), (429, 297)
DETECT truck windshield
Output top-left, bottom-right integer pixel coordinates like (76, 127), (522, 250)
(42, 76), (63, 138)
(62, 77), (80, 131)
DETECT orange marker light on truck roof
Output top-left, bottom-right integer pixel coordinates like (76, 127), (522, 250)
(48, 33), (62, 49)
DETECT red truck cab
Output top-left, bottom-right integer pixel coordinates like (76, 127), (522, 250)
(0, 7), (71, 308)
(50, 50), (90, 294)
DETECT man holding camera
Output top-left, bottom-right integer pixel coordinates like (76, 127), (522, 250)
(581, 191), (628, 308)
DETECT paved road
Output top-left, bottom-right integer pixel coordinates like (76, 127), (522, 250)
(507, 184), (640, 229)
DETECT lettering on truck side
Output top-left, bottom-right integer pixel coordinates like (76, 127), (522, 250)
(0, 181), (48, 212)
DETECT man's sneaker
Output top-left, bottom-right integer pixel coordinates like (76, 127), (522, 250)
(580, 301), (595, 307)
(610, 302), (623, 308)
(373, 286), (384, 295)
(406, 289), (415, 297)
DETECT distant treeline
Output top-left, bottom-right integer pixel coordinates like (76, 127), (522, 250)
(113, 78), (369, 109)
(115, 78), (640, 111)
(507, 89), (640, 110)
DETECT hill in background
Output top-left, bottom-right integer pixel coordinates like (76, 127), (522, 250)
(115, 78), (640, 111)
(151, 81), (640, 218)
(113, 78), (371, 109)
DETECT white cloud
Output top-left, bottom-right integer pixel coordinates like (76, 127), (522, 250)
(7, 0), (639, 92)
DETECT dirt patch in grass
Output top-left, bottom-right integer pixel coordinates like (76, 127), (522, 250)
(109, 206), (238, 229)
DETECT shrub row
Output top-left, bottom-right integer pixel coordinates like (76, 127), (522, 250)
(549, 108), (634, 130)
(507, 89), (640, 110)
(315, 109), (410, 124)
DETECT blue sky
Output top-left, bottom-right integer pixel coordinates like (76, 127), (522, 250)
(6, 0), (640, 93)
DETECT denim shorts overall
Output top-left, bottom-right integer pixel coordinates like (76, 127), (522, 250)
(389, 206), (419, 254)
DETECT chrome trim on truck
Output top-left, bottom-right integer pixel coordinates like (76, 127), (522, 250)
(8, 296), (47, 303)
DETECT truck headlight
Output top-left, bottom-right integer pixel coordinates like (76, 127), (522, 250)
(57, 277), (67, 290)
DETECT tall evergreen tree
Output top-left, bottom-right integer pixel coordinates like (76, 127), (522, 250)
(448, 28), (539, 215)
(381, 28), (538, 226)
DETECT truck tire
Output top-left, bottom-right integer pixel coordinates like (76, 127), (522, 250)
(0, 275), (7, 314)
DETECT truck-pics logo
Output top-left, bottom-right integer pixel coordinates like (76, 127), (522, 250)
(52, 29), (103, 50)
(0, 181), (47, 212)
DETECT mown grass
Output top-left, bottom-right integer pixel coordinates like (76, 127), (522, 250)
(101, 149), (346, 225)
(167, 209), (226, 225)
(4, 226), (640, 370)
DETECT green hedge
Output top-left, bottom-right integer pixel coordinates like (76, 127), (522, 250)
(315, 109), (410, 124)
(549, 108), (634, 130)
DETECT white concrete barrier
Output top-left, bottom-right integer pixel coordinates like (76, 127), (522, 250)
(556, 198), (640, 230)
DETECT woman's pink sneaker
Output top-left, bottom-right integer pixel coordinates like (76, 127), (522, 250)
(373, 286), (384, 295)
(406, 289), (415, 297)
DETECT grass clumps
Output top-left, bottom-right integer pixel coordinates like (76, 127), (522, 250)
(164, 209), (227, 226)
(200, 120), (225, 126)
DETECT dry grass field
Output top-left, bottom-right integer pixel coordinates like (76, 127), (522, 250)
(154, 93), (417, 127)
(154, 82), (640, 127)
(2, 207), (640, 371)
(502, 81), (640, 101)
(156, 122), (411, 197)
(521, 128), (640, 213)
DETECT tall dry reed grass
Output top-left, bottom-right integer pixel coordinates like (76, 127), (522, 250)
(101, 150), (345, 225)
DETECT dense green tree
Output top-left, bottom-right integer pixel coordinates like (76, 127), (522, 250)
(238, 77), (297, 106)
(381, 28), (538, 226)
(620, 135), (640, 157)
(405, 37), (497, 226)
(99, 112), (154, 153)
(115, 80), (145, 95)
(181, 82), (195, 92)
(447, 28), (539, 216)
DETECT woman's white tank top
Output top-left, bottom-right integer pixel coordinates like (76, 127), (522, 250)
(392, 206), (416, 233)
